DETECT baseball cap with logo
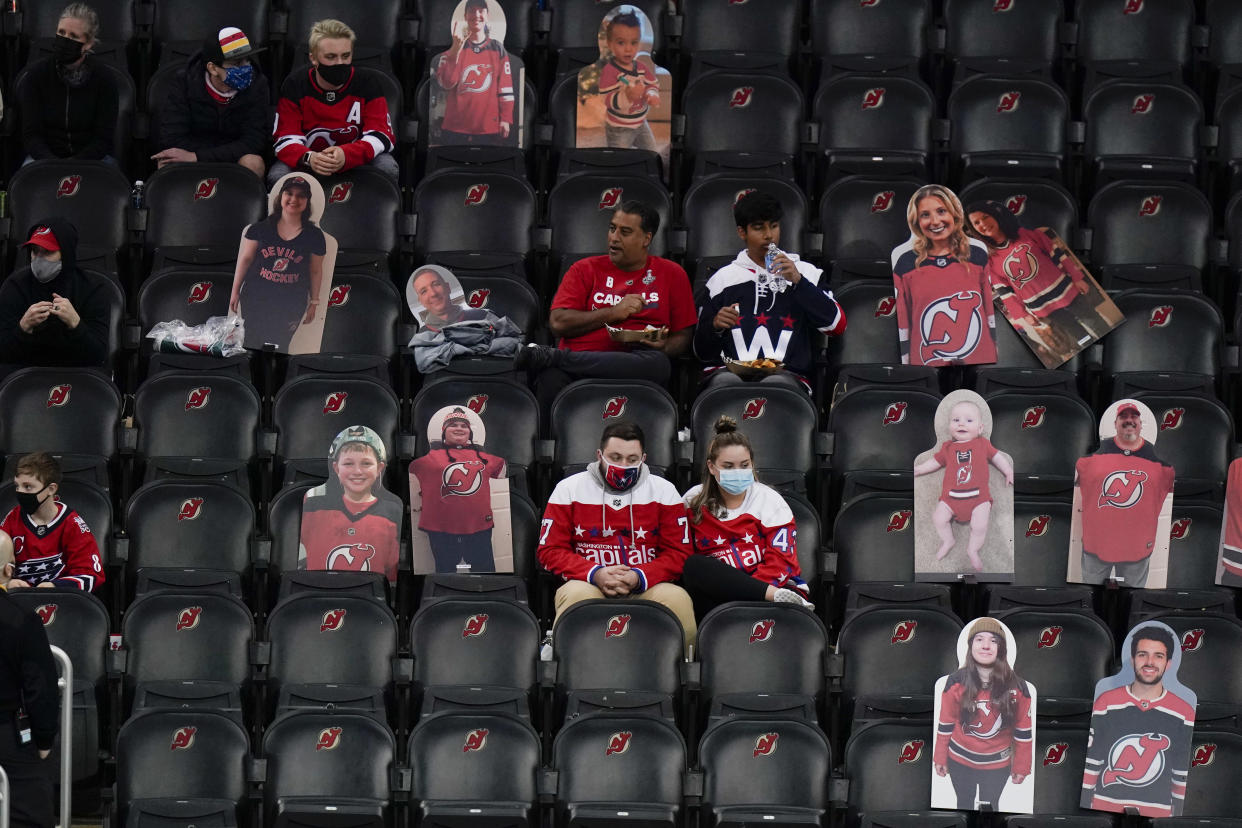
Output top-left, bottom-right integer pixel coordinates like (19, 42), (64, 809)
(202, 26), (265, 64)
(329, 425), (388, 463)
(21, 226), (59, 253)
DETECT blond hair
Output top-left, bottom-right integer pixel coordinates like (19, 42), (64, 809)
(309, 18), (355, 57)
(906, 184), (972, 266)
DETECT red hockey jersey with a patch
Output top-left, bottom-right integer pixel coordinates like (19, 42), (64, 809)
(552, 255), (696, 353)
(934, 678), (1034, 773)
(1, 503), (104, 592)
(273, 66), (395, 170)
(683, 481), (803, 590)
(1076, 440), (1175, 564)
(433, 39), (514, 136)
(892, 238), (996, 367)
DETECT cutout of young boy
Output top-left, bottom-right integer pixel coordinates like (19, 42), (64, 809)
(598, 8), (660, 150)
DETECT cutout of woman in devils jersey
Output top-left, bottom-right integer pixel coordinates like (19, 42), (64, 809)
(892, 184), (996, 367)
(409, 404), (512, 573)
(931, 617), (1036, 813)
(299, 425), (402, 583)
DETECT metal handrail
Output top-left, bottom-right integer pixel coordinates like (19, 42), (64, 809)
(0, 763), (10, 828)
(49, 646), (71, 828)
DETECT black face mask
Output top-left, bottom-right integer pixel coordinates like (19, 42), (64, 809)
(52, 34), (84, 65)
(16, 485), (49, 517)
(315, 62), (351, 87)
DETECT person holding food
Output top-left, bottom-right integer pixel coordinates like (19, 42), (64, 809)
(516, 199), (696, 418)
(693, 191), (846, 394)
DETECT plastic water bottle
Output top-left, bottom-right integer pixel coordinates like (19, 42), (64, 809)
(764, 242), (781, 275)
(130, 180), (145, 209)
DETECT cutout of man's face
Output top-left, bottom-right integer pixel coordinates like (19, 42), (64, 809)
(414, 270), (453, 317)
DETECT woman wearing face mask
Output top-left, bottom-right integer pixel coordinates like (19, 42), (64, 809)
(17, 3), (119, 163)
(680, 416), (813, 616)
(152, 26), (270, 179)
(0, 218), (110, 374)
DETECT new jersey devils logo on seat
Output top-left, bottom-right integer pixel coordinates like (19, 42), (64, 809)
(1037, 626), (1063, 648)
(997, 92), (1020, 112)
(1181, 628), (1204, 652)
(750, 619), (775, 643)
(185, 387), (210, 410)
(891, 621), (917, 643)
(874, 296), (896, 317)
(47, 385), (71, 407)
(34, 605), (56, 626)
(862, 88), (885, 109)
(886, 510), (912, 532)
(463, 729), (488, 752)
(1131, 94), (1154, 114)
(599, 188), (623, 210)
(329, 182), (353, 204)
(753, 733), (779, 757)
(194, 179), (219, 200)
(882, 402), (907, 425)
(465, 184), (489, 206)
(1192, 744), (1217, 767)
(606, 731), (632, 755)
(743, 398), (766, 420)
(1044, 743), (1068, 765)
(56, 176), (81, 198)
(462, 614), (488, 638)
(329, 285), (351, 307)
(898, 740), (924, 763)
(729, 87), (754, 108)
(1006, 195), (1027, 215)
(871, 191), (894, 213)
(467, 289), (490, 308)
(1026, 515), (1050, 537)
(170, 727), (197, 750)
(605, 614), (630, 638)
(1169, 517), (1191, 540)
(320, 609), (347, 632)
(467, 394), (488, 413)
(316, 727), (342, 751)
(602, 396), (627, 418)
(187, 282), (212, 304)
(178, 498), (204, 521)
(1022, 406), (1046, 428)
(323, 392), (348, 414)
(176, 606), (202, 631)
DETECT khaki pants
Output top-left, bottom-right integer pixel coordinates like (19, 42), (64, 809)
(554, 580), (698, 651)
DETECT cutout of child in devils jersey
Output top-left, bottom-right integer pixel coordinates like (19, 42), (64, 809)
(409, 404), (514, 574)
(892, 185), (996, 367)
(1081, 621), (1196, 818)
(965, 200), (1123, 369)
(931, 617), (1036, 814)
(230, 172), (338, 353)
(1218, 457), (1242, 586)
(914, 390), (1015, 581)
(575, 5), (671, 172)
(299, 425), (402, 582)
(428, 0), (524, 148)
(1067, 399), (1175, 589)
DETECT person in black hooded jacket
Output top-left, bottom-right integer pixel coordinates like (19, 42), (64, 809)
(0, 218), (111, 373)
(152, 26), (270, 179)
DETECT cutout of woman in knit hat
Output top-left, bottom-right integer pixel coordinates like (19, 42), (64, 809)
(409, 403), (514, 573)
(931, 617), (1036, 813)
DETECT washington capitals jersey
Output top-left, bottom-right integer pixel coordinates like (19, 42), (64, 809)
(934, 678), (1034, 773)
(552, 255), (697, 353)
(273, 67), (395, 170)
(537, 468), (690, 590)
(935, 437), (999, 505)
(1, 503), (103, 591)
(1082, 685), (1195, 817)
(433, 39), (514, 136)
(986, 227), (1089, 322)
(299, 488), (402, 582)
(409, 449), (506, 535)
(1219, 457), (1242, 582)
(1076, 441), (1175, 564)
(682, 481), (803, 590)
(892, 239), (996, 367)
(694, 251), (846, 379)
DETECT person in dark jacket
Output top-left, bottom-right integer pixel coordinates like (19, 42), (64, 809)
(17, 3), (119, 163)
(0, 585), (60, 828)
(152, 26), (269, 179)
(0, 218), (111, 373)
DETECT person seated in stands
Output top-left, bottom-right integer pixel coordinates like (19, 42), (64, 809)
(17, 3), (119, 164)
(2, 452), (105, 592)
(270, 18), (398, 186)
(0, 219), (110, 374)
(517, 200), (696, 414)
(152, 26), (269, 179)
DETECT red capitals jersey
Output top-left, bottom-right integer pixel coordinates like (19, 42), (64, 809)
(433, 39), (514, 136)
(986, 227), (1089, 322)
(683, 482), (803, 590)
(1076, 440), (1175, 564)
(892, 238), (997, 366)
(933, 677), (1034, 773)
(537, 467), (690, 590)
(409, 448), (506, 535)
(299, 487), (402, 582)
(1, 503), (104, 591)
(552, 255), (697, 352)
(1221, 457), (1242, 580)
(935, 437), (998, 505)
(273, 67), (396, 170)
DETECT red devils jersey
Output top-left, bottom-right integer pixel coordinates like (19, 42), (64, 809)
(1076, 440), (1175, 564)
(683, 482), (803, 590)
(933, 678), (1034, 773)
(273, 67), (396, 170)
(537, 466), (691, 590)
(299, 488), (402, 582)
(1082, 685), (1195, 817)
(433, 39), (514, 136)
(552, 255), (697, 353)
(986, 227), (1089, 322)
(409, 449), (506, 535)
(934, 437), (999, 505)
(1, 503), (104, 592)
(1221, 458), (1242, 580)
(892, 239), (997, 366)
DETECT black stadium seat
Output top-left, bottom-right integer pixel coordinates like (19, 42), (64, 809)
(550, 380), (679, 478)
(942, 0), (1063, 81)
(317, 167), (403, 277)
(412, 169), (537, 261)
(133, 371), (261, 466)
(680, 71), (804, 178)
(1082, 80), (1203, 185)
(814, 74), (936, 183)
(946, 75), (1070, 183)
(141, 162), (267, 270)
(6, 161), (130, 274)
(844, 718), (967, 828)
(819, 176), (924, 281)
(810, 0), (933, 79)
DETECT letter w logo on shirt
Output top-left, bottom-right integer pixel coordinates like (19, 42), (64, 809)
(730, 327), (792, 361)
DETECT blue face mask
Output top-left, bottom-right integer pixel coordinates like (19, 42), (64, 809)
(223, 64), (254, 91)
(718, 468), (754, 495)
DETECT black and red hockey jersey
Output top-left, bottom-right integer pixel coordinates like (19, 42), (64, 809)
(1, 502), (104, 591)
(682, 481), (804, 591)
(299, 486), (402, 583)
(985, 227), (1089, 322)
(892, 238), (996, 367)
(1081, 685), (1196, 817)
(934, 677), (1034, 772)
(273, 66), (395, 170)
(1075, 440), (1175, 564)
(433, 39), (514, 136)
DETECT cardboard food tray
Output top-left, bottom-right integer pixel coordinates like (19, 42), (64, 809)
(606, 325), (668, 343)
(723, 354), (785, 378)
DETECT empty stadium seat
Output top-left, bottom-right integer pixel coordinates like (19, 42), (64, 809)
(992, 607), (1115, 706)
(984, 390), (1096, 484)
(680, 71), (804, 179)
(1075, 0), (1195, 88)
(317, 167), (403, 277)
(809, 0), (933, 79)
(551, 380), (679, 478)
(820, 176), (924, 281)
(141, 162), (267, 271)
(412, 169), (537, 262)
(942, 0), (1063, 82)
(0, 367), (120, 474)
(843, 718), (968, 827)
(1082, 80), (1204, 185)
(814, 74), (936, 183)
(946, 75), (1070, 183)
(132, 371), (261, 467)
(833, 604), (962, 711)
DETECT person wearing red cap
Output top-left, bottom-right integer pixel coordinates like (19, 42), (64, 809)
(0, 218), (110, 373)
(153, 26), (270, 178)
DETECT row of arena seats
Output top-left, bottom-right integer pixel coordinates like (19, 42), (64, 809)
(28, 587), (1242, 824)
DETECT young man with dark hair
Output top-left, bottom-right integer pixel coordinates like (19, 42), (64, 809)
(537, 420), (696, 645)
(694, 190), (846, 393)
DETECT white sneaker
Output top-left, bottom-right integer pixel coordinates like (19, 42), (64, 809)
(540, 630), (554, 662)
(773, 588), (814, 610)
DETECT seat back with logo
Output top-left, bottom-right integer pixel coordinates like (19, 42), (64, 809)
(833, 492), (917, 586)
(1076, 0), (1195, 76)
(1162, 501), (1225, 589)
(814, 74), (936, 181)
(7, 161), (130, 267)
(958, 178), (1080, 247)
(134, 371), (260, 463)
(548, 173), (671, 263)
(1180, 727), (1242, 817)
(985, 390), (1096, 481)
(317, 274), (402, 360)
(820, 176), (924, 275)
(697, 604), (828, 709)
(413, 169), (536, 260)
(824, 281), (903, 377)
(682, 176), (808, 268)
(1025, 722), (1097, 816)
(0, 367), (120, 460)
(1011, 497), (1074, 588)
(681, 71), (804, 168)
(844, 718), (966, 824)
(265, 593), (399, 699)
(272, 374), (400, 472)
(1087, 180), (1212, 270)
(317, 167), (401, 274)
(1100, 289), (1222, 378)
(680, 0), (798, 60)
(810, 0), (932, 76)
(699, 716), (830, 820)
(1083, 80), (1202, 181)
(266, 483), (316, 592)
(994, 607), (1115, 702)
(1138, 612), (1242, 712)
(455, 275), (541, 335)
(137, 269), (235, 334)
(552, 600), (683, 699)
(121, 590), (253, 697)
(825, 387), (940, 482)
(947, 75), (1070, 181)
(943, 0), (1062, 78)
(551, 380), (679, 477)
(836, 605), (962, 706)
(409, 597), (539, 696)
(692, 384), (819, 491)
(123, 479), (255, 585)
(142, 163), (267, 259)
(1130, 393), (1233, 486)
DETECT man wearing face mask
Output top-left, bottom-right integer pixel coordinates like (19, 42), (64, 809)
(152, 27), (269, 179)
(270, 18), (398, 186)
(0, 219), (110, 374)
(17, 3), (118, 163)
(537, 421), (696, 646)
(0, 452), (104, 593)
